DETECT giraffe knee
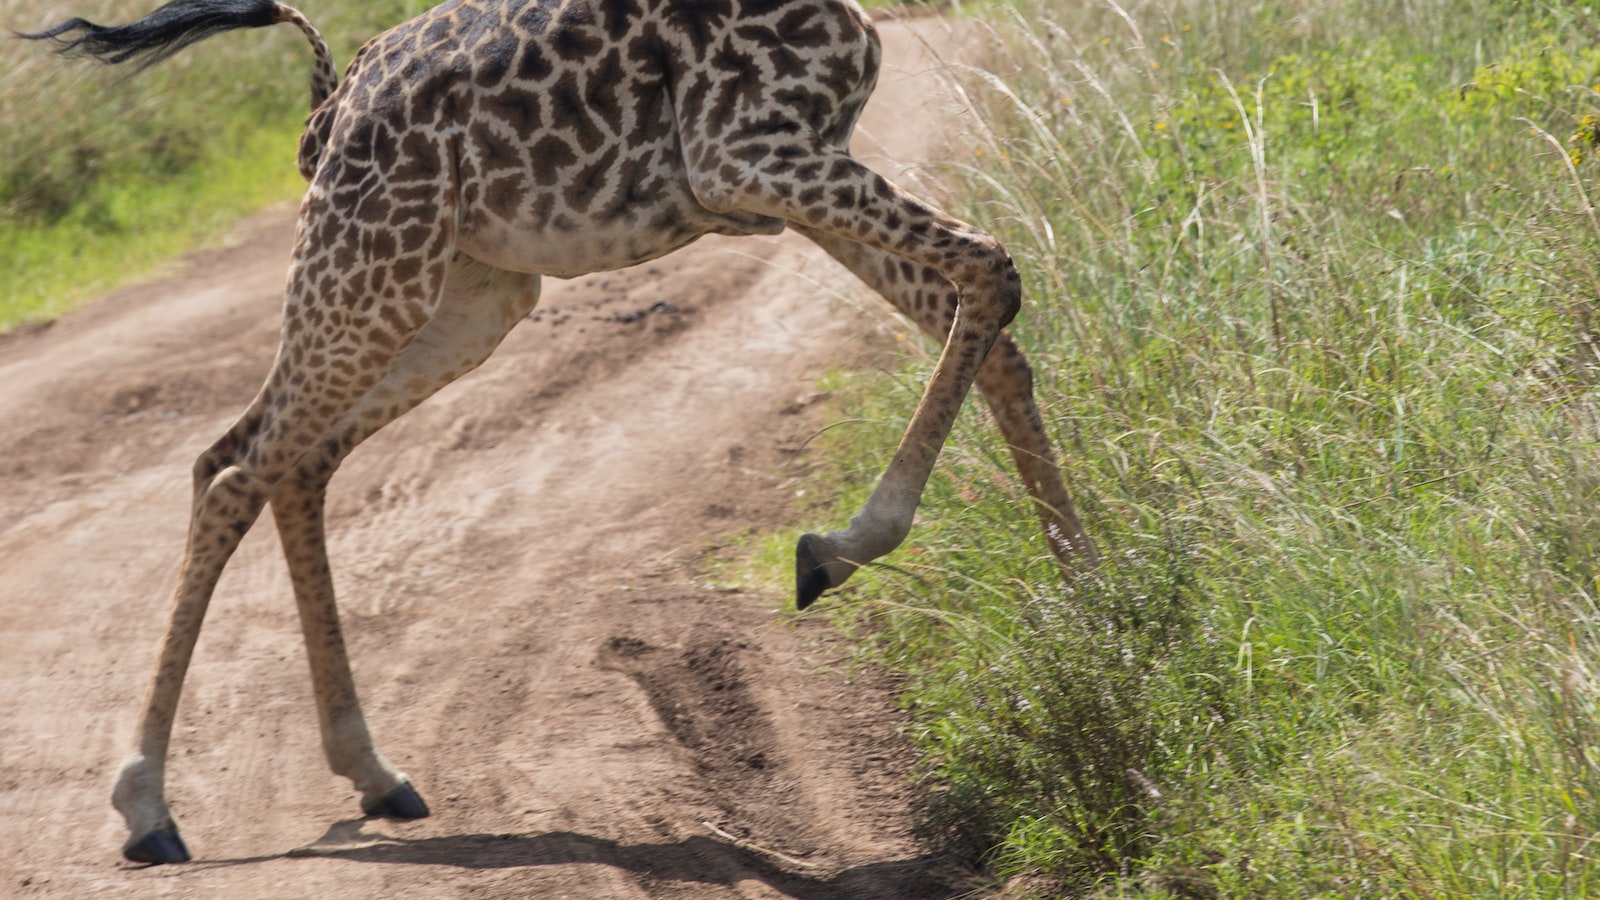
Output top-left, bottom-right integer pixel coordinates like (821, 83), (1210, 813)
(951, 240), (1022, 328)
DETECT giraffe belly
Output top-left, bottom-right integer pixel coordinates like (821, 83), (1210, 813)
(457, 189), (786, 278)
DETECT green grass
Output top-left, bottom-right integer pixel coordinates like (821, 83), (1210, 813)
(12, 0), (1600, 893)
(0, 0), (436, 329)
(1, 123), (306, 325)
(791, 0), (1600, 895)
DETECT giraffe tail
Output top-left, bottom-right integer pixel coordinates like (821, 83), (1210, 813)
(17, 0), (339, 112)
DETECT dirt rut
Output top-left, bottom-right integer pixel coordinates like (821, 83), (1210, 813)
(0, 16), (995, 899)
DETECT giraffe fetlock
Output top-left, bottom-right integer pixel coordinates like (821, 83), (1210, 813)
(328, 734), (428, 820)
(112, 754), (189, 864)
(795, 482), (922, 607)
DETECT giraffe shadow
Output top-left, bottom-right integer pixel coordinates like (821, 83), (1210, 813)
(276, 822), (972, 899)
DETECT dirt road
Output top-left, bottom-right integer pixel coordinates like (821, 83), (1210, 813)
(0, 16), (997, 899)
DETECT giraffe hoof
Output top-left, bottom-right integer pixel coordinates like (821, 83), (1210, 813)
(362, 782), (430, 820)
(796, 532), (830, 610)
(122, 823), (191, 865)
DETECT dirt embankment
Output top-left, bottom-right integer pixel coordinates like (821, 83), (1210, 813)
(0, 16), (1000, 899)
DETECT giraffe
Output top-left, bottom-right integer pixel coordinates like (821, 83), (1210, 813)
(22, 0), (1096, 864)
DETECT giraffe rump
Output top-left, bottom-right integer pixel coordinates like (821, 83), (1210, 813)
(16, 0), (281, 71)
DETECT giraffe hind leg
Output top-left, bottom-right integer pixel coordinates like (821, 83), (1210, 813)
(113, 396), (292, 863)
(680, 142), (1024, 607)
(270, 257), (540, 820)
(113, 191), (457, 862)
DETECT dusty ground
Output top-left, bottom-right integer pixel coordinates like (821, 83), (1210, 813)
(0, 16), (1005, 900)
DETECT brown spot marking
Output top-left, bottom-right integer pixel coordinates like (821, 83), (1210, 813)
(547, 71), (606, 153)
(564, 145), (621, 213)
(485, 174), (528, 221)
(484, 84), (544, 141)
(529, 135), (578, 185)
(469, 120), (522, 172)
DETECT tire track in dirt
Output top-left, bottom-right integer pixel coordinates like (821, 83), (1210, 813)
(0, 16), (994, 899)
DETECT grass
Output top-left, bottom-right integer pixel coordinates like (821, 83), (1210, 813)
(1, 122), (306, 324)
(10, 0), (1600, 893)
(0, 0), (436, 329)
(785, 0), (1600, 895)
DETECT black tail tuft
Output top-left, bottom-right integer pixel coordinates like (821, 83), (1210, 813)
(17, 0), (281, 71)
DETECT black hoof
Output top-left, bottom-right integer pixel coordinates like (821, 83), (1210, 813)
(362, 782), (430, 820)
(795, 533), (829, 610)
(123, 823), (191, 865)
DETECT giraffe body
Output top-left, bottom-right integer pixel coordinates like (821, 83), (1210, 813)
(296, 0), (873, 283)
(22, 0), (1094, 864)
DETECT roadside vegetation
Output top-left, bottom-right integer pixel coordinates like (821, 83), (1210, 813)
(0, 0), (434, 328)
(11, 0), (1600, 895)
(799, 0), (1600, 895)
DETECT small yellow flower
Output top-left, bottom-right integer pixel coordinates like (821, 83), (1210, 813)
(1152, 60), (1161, 70)
(1101, 37), (1111, 46)
(1154, 121), (1167, 131)
(1162, 33), (1172, 42)
(1061, 97), (1072, 106)
(974, 147), (985, 157)
(1182, 23), (1192, 32)
(1222, 121), (1234, 130)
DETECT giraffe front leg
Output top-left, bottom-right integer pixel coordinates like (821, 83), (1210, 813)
(689, 149), (1022, 607)
(975, 335), (1098, 566)
(792, 256), (1014, 606)
(795, 226), (1097, 570)
(661, 2), (1011, 606)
